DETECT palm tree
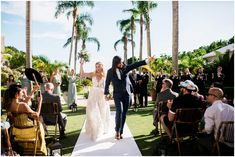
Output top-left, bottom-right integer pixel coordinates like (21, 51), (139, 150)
(133, 1), (157, 57)
(26, 1), (32, 68)
(55, 1), (94, 67)
(172, 1), (179, 73)
(64, 25), (100, 69)
(123, 8), (139, 64)
(63, 13), (94, 71)
(74, 14), (93, 71)
(131, 2), (145, 61)
(116, 19), (134, 64)
(80, 26), (100, 51)
(114, 32), (133, 64)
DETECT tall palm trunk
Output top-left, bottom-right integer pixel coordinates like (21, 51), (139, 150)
(172, 1), (179, 73)
(131, 16), (135, 64)
(139, 14), (143, 61)
(146, 14), (151, 57)
(26, 1), (32, 68)
(124, 33), (128, 64)
(69, 8), (77, 67)
(74, 36), (78, 72)
(82, 40), (86, 50)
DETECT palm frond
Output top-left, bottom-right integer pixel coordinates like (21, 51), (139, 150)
(87, 37), (101, 51)
(114, 39), (123, 51)
(128, 39), (135, 47)
(55, 2), (73, 18)
(66, 11), (72, 20)
(77, 13), (94, 26)
(63, 37), (73, 48)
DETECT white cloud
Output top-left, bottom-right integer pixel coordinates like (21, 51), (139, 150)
(33, 31), (68, 40)
(1, 1), (72, 32)
(1, 1), (99, 33)
(2, 19), (25, 26)
(1, 1), (25, 17)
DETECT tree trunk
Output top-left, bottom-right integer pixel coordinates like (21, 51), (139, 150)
(26, 1), (32, 68)
(74, 36), (78, 72)
(131, 16), (135, 64)
(146, 14), (151, 57)
(172, 1), (179, 73)
(124, 34), (128, 64)
(139, 15), (143, 61)
(69, 8), (77, 67)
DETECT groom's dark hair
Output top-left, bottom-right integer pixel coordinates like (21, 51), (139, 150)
(112, 56), (122, 75)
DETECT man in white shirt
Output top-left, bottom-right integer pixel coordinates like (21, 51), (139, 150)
(199, 87), (234, 155)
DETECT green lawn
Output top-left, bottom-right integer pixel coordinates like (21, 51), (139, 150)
(59, 105), (86, 156)
(126, 103), (161, 156)
(59, 102), (160, 156)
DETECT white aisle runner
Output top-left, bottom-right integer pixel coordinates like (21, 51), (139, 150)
(72, 112), (142, 156)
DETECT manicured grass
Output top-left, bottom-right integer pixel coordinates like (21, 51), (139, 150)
(126, 102), (160, 156)
(60, 105), (86, 156)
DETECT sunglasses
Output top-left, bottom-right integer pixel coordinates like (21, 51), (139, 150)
(207, 93), (218, 98)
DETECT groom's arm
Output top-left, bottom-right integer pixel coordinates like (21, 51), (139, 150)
(104, 69), (112, 95)
(124, 60), (147, 74)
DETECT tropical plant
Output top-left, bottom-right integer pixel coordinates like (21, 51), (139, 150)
(55, 1), (94, 67)
(150, 54), (172, 74)
(127, 56), (139, 65)
(172, 1), (179, 73)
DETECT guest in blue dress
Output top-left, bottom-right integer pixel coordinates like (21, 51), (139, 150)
(67, 69), (79, 108)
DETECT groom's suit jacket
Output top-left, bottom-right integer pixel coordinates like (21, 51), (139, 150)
(104, 60), (147, 97)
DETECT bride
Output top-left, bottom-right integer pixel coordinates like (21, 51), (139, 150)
(80, 61), (110, 141)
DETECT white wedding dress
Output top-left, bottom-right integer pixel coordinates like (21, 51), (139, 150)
(85, 76), (110, 141)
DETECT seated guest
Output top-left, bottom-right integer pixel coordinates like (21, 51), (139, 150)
(192, 85), (205, 102)
(42, 83), (67, 138)
(155, 79), (179, 104)
(199, 87), (234, 155)
(153, 78), (178, 133)
(3, 84), (47, 155)
(160, 80), (203, 138)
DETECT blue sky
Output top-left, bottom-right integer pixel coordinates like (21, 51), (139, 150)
(1, 1), (234, 72)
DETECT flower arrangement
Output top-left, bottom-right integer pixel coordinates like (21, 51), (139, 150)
(78, 49), (90, 63)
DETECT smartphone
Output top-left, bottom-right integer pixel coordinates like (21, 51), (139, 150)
(38, 91), (41, 97)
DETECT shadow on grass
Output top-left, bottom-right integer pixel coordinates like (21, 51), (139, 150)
(60, 129), (81, 155)
(134, 133), (160, 156)
(150, 135), (204, 156)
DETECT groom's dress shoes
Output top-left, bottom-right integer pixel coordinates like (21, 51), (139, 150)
(120, 134), (123, 139)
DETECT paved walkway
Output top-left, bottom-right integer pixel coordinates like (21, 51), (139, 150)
(71, 112), (142, 156)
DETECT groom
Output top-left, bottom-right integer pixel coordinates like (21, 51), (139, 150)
(104, 56), (154, 140)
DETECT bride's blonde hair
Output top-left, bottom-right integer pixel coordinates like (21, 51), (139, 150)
(94, 62), (105, 78)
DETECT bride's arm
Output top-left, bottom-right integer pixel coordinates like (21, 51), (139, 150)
(80, 62), (94, 78)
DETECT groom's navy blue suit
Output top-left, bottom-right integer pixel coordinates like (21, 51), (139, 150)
(104, 60), (147, 134)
